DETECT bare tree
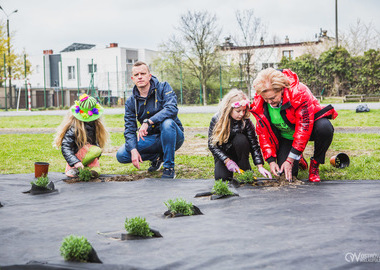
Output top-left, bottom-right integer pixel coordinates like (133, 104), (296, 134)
(340, 19), (380, 56)
(162, 10), (221, 105)
(233, 9), (267, 99)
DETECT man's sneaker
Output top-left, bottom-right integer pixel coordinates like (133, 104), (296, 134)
(148, 156), (163, 172)
(162, 168), (176, 179)
(299, 154), (308, 170)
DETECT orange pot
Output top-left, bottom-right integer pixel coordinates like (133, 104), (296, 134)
(34, 162), (49, 178)
(330, 153), (350, 168)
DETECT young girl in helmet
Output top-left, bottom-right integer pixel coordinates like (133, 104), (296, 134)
(54, 94), (109, 177)
(208, 89), (271, 180)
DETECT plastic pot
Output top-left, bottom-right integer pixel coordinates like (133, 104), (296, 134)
(34, 162), (49, 178)
(330, 153), (350, 168)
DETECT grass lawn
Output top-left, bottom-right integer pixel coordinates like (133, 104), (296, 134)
(0, 110), (379, 180)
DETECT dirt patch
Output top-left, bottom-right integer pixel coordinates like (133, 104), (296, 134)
(257, 174), (304, 187)
(64, 171), (154, 183)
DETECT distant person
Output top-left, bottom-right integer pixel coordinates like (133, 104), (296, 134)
(208, 89), (271, 180)
(54, 94), (109, 177)
(116, 61), (184, 179)
(250, 68), (338, 182)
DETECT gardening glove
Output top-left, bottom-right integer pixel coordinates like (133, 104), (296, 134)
(225, 160), (241, 173)
(258, 166), (272, 179)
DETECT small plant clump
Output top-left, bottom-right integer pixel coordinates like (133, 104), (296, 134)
(212, 180), (234, 196)
(235, 170), (257, 184)
(60, 235), (92, 262)
(30, 175), (49, 187)
(78, 168), (92, 182)
(124, 217), (154, 237)
(164, 198), (194, 216)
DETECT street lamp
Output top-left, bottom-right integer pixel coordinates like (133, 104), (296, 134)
(0, 6), (18, 110)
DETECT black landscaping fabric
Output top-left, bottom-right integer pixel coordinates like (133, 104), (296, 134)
(1, 173), (380, 269)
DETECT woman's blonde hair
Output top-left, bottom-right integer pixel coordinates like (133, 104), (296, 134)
(253, 68), (290, 95)
(211, 89), (250, 146)
(53, 111), (109, 149)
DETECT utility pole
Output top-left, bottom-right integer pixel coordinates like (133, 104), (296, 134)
(0, 6), (18, 109)
(335, 0), (338, 47)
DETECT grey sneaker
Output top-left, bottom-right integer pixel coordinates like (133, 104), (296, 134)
(148, 156), (163, 172)
(66, 168), (79, 178)
(162, 168), (175, 179)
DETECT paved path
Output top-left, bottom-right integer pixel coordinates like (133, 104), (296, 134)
(1, 103), (379, 117)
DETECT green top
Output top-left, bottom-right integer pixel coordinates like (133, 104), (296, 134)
(267, 104), (294, 140)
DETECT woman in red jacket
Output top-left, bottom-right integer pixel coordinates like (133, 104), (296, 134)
(250, 68), (338, 182)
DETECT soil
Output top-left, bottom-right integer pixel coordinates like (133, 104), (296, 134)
(256, 174), (304, 187)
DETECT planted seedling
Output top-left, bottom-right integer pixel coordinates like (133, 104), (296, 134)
(78, 168), (92, 182)
(30, 174), (49, 187)
(235, 170), (257, 184)
(164, 198), (194, 216)
(124, 217), (154, 237)
(212, 180), (234, 196)
(60, 235), (92, 262)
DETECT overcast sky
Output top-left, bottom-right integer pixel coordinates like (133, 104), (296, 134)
(1, 0), (379, 56)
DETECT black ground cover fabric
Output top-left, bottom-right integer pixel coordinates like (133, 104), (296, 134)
(1, 173), (380, 269)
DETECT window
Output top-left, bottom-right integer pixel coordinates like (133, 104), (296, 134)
(262, 63), (275, 70)
(68, 66), (75, 80)
(282, 50), (294, 59)
(88, 64), (97, 73)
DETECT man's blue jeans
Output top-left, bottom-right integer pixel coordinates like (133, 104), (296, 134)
(116, 119), (185, 168)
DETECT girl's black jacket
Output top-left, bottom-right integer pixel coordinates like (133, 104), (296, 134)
(61, 122), (98, 167)
(208, 114), (264, 165)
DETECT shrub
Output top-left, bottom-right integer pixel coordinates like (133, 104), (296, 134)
(78, 168), (92, 182)
(124, 217), (153, 237)
(60, 235), (92, 262)
(212, 179), (234, 196)
(30, 175), (49, 187)
(235, 170), (257, 184)
(164, 198), (194, 216)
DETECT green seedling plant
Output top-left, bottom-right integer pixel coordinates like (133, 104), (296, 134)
(212, 179), (234, 196)
(78, 168), (92, 182)
(164, 198), (194, 216)
(60, 235), (92, 262)
(30, 174), (49, 187)
(235, 170), (257, 184)
(124, 216), (154, 237)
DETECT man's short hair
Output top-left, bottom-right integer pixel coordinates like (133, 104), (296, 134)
(133, 61), (150, 73)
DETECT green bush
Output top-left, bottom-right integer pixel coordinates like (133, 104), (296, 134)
(30, 175), (49, 187)
(164, 198), (194, 216)
(60, 235), (92, 262)
(124, 217), (153, 237)
(235, 170), (257, 184)
(212, 179), (234, 196)
(78, 168), (92, 182)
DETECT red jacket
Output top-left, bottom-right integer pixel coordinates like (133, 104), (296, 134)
(250, 69), (338, 163)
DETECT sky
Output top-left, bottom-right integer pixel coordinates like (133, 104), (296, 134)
(1, 0), (379, 56)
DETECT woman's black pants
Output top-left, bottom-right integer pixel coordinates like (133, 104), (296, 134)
(277, 117), (334, 176)
(214, 133), (252, 180)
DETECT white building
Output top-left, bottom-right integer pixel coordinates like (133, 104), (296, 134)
(27, 43), (158, 107)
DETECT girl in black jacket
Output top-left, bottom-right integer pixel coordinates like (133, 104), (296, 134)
(54, 94), (109, 177)
(208, 89), (271, 180)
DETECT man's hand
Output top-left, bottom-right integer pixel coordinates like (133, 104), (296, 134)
(74, 162), (84, 169)
(280, 158), (294, 182)
(131, 149), (143, 169)
(269, 161), (280, 177)
(137, 123), (149, 141)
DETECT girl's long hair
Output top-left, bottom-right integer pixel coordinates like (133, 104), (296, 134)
(53, 112), (109, 149)
(211, 89), (250, 146)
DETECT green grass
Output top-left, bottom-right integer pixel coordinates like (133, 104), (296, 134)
(0, 111), (380, 180)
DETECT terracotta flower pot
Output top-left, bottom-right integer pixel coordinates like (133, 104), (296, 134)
(34, 162), (49, 178)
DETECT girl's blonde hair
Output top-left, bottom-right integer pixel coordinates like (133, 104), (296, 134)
(211, 89), (250, 146)
(53, 111), (109, 149)
(253, 68), (290, 95)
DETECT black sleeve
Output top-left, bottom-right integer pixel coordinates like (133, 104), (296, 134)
(208, 115), (228, 162)
(61, 127), (81, 167)
(245, 119), (264, 165)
